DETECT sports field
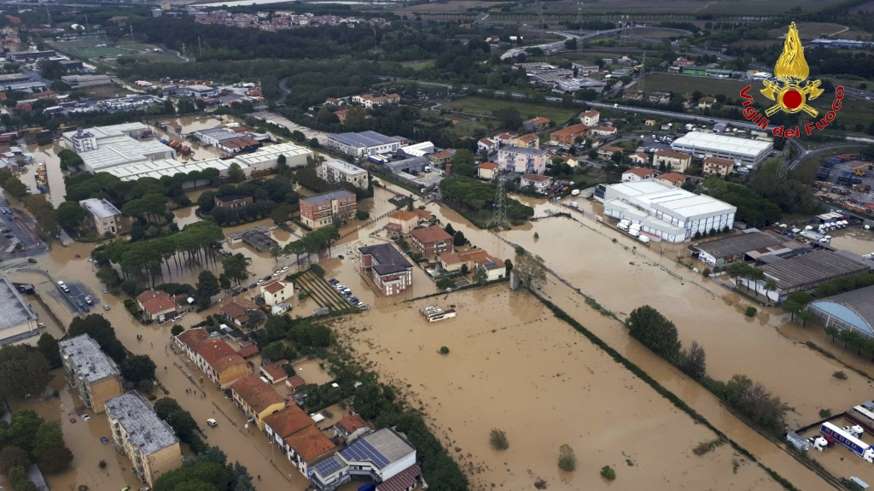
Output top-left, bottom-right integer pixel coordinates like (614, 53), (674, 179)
(49, 38), (183, 64)
(446, 96), (579, 124)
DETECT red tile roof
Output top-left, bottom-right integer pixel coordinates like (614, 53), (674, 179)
(262, 280), (287, 295)
(336, 414), (369, 434)
(261, 362), (288, 383)
(410, 225), (452, 245)
(177, 328), (209, 350)
(478, 161), (498, 170)
(264, 405), (313, 438)
(231, 374), (285, 413)
(284, 425), (336, 464)
(220, 296), (259, 322)
(137, 290), (176, 316)
(624, 167), (656, 178)
(377, 464), (421, 491)
(236, 343), (259, 358)
(659, 172), (687, 185)
(287, 375), (306, 390)
(195, 338), (248, 374)
(655, 148), (691, 160)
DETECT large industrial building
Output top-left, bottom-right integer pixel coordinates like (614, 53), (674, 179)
(326, 131), (403, 158)
(0, 277), (39, 345)
(62, 123), (176, 173)
(100, 142), (313, 181)
(671, 131), (773, 167)
(599, 180), (736, 243)
(808, 285), (874, 338)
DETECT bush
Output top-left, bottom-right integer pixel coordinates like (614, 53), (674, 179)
(439, 346), (450, 355)
(355, 210), (369, 220)
(600, 465), (616, 481)
(0, 446), (30, 474)
(558, 444), (576, 472)
(819, 408), (832, 419)
(744, 306), (757, 317)
(436, 277), (454, 290)
(489, 429), (509, 450)
(832, 370), (847, 380)
(171, 325), (185, 336)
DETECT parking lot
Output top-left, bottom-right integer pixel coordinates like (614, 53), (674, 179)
(0, 196), (46, 260)
(54, 279), (101, 315)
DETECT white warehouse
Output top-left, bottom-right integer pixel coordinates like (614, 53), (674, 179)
(671, 131), (773, 167)
(601, 180), (736, 243)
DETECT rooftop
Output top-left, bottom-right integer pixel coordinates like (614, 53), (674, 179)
(328, 131), (401, 149)
(105, 392), (179, 456)
(704, 156), (735, 167)
(339, 428), (415, 470)
(655, 148), (691, 160)
(79, 198), (122, 219)
(301, 190), (356, 207)
(479, 161), (498, 170)
(261, 362), (288, 382)
(262, 279), (288, 294)
(760, 250), (871, 290)
(672, 131), (772, 158)
(608, 180), (736, 219)
(336, 414), (369, 434)
(695, 231), (784, 259)
(58, 334), (119, 383)
(322, 158), (367, 175)
(230, 374), (284, 413)
(0, 277), (36, 333)
(284, 424), (336, 463)
(410, 225), (452, 244)
(136, 290), (176, 315)
(359, 243), (412, 275)
(264, 405), (313, 438)
(809, 285), (874, 337)
(498, 145), (546, 157)
(624, 167), (657, 177)
(195, 338), (247, 373)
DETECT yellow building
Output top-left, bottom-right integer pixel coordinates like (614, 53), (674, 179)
(58, 334), (124, 413)
(105, 392), (182, 488)
(230, 374), (286, 430)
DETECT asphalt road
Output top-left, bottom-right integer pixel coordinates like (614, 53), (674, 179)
(0, 194), (46, 259)
(54, 279), (100, 315)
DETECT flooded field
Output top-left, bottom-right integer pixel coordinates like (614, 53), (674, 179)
(333, 286), (785, 491)
(501, 215), (874, 428)
(830, 229), (874, 256)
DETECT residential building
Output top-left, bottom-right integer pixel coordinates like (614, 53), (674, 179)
(653, 148), (692, 172)
(523, 116), (551, 132)
(496, 146), (548, 174)
(351, 93), (400, 109)
(136, 290), (176, 323)
(358, 243), (413, 296)
(260, 279), (294, 306)
(410, 225), (454, 259)
(0, 277), (38, 345)
(214, 195), (254, 209)
(694, 230), (787, 266)
(429, 149), (455, 168)
(438, 249), (506, 281)
(58, 334), (123, 413)
(671, 131), (773, 167)
(588, 125), (617, 137)
(580, 110), (600, 127)
(735, 250), (871, 303)
(218, 296), (263, 328)
(61, 123), (173, 169)
(658, 172), (687, 187)
(105, 392), (182, 488)
(808, 285), (874, 338)
(229, 374), (286, 430)
(703, 156), (735, 177)
(520, 174), (552, 194)
(622, 167), (657, 182)
(549, 124), (587, 146)
(317, 158), (369, 190)
(629, 152), (649, 165)
(310, 428), (418, 491)
(598, 180), (736, 243)
(260, 363), (289, 385)
(79, 198), (128, 237)
(478, 161), (498, 180)
(299, 190), (357, 229)
(597, 145), (623, 160)
(334, 414), (370, 441)
(386, 209), (433, 236)
(263, 405), (316, 455)
(326, 131), (402, 158)
(285, 425), (337, 476)
(174, 328), (251, 388)
(509, 133), (539, 149)
(477, 138), (497, 154)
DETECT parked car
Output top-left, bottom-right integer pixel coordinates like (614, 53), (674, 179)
(206, 418), (218, 428)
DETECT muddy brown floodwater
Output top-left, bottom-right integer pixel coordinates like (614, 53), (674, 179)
(334, 286), (784, 491)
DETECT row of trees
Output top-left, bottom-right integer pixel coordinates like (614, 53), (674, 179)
(626, 306), (788, 435)
(197, 177), (300, 227)
(283, 225), (340, 267)
(0, 410), (74, 483)
(439, 176), (534, 227)
(154, 445), (254, 491)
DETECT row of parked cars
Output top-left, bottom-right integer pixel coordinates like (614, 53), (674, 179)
(328, 278), (368, 311)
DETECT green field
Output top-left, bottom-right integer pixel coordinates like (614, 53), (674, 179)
(446, 96), (580, 125)
(49, 38), (183, 64)
(638, 73), (748, 99)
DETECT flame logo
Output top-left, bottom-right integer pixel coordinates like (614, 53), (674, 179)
(774, 22), (809, 82)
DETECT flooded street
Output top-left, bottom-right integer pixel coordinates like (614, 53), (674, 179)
(334, 286), (785, 491)
(19, 143), (67, 207)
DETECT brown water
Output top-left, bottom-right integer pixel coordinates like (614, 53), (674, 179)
(333, 286), (784, 491)
(19, 143), (67, 207)
(830, 229), (874, 256)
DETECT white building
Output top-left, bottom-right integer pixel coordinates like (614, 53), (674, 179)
(62, 123), (176, 173)
(316, 158), (369, 190)
(79, 198), (125, 236)
(600, 180), (736, 243)
(671, 131), (773, 167)
(580, 110), (600, 127)
(496, 146), (548, 174)
(259, 279), (294, 307)
(400, 141), (435, 158)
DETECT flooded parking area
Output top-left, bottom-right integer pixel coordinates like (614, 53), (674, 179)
(830, 229), (874, 257)
(333, 285), (785, 490)
(501, 215), (874, 428)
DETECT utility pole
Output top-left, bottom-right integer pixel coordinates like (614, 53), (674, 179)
(492, 174), (510, 230)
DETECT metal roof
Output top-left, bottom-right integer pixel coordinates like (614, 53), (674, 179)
(301, 190), (355, 206)
(79, 198), (121, 219)
(0, 277), (36, 333)
(328, 131), (401, 149)
(809, 285), (874, 337)
(607, 180), (735, 219)
(359, 243), (412, 275)
(672, 131), (772, 159)
(105, 392), (179, 456)
(58, 334), (119, 383)
(761, 250), (871, 290)
(695, 231), (783, 259)
(339, 428), (414, 470)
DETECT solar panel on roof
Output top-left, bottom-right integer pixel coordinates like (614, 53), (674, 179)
(340, 439), (390, 468)
(313, 455), (346, 477)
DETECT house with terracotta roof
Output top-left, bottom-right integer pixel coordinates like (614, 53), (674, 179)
(409, 225), (453, 260)
(174, 328), (250, 388)
(508, 133), (539, 149)
(286, 374), (306, 392)
(136, 290), (176, 323)
(218, 296), (264, 328)
(520, 174), (552, 194)
(259, 279), (294, 307)
(334, 414), (371, 441)
(597, 145), (624, 160)
(478, 161), (498, 181)
(386, 209), (433, 236)
(428, 149), (455, 167)
(229, 374), (286, 430)
(622, 167), (657, 182)
(629, 152), (649, 165)
(438, 249), (506, 281)
(477, 137), (497, 154)
(260, 362), (289, 385)
(580, 110), (600, 127)
(285, 424), (337, 475)
(703, 156), (735, 177)
(264, 405), (314, 450)
(658, 172), (688, 187)
(549, 123), (587, 147)
(522, 116), (552, 132)
(236, 342), (259, 359)
(309, 428), (418, 491)
(652, 148), (692, 172)
(588, 125), (617, 137)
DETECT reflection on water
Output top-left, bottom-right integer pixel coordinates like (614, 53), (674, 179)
(19, 143), (67, 207)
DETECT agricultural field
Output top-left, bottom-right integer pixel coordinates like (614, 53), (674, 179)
(638, 73), (747, 99)
(446, 96), (580, 125)
(515, 0), (852, 15)
(49, 37), (184, 65)
(766, 22), (849, 39)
